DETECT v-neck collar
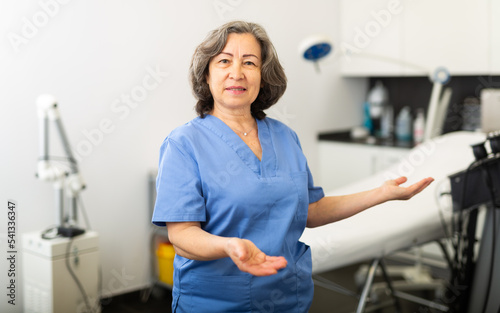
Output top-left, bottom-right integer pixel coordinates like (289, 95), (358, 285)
(195, 115), (277, 177)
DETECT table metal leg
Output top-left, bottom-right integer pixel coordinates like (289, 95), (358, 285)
(379, 259), (403, 313)
(356, 258), (379, 313)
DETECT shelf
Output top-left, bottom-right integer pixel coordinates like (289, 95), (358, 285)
(318, 130), (414, 149)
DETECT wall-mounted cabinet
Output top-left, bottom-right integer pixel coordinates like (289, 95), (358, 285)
(491, 0), (500, 73)
(339, 0), (403, 76)
(340, 0), (499, 77)
(318, 141), (410, 191)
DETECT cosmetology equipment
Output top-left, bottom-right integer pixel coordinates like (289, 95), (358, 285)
(298, 35), (333, 73)
(448, 132), (500, 313)
(36, 94), (86, 237)
(423, 67), (451, 141)
(301, 130), (487, 312)
(27, 94), (101, 313)
(22, 231), (100, 313)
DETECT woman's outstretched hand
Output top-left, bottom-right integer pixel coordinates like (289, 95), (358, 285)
(381, 176), (434, 201)
(225, 238), (287, 276)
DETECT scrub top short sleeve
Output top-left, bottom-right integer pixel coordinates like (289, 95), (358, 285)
(152, 116), (325, 313)
(152, 137), (206, 225)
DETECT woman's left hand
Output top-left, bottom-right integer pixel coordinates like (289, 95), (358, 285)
(225, 238), (287, 276)
(381, 176), (434, 201)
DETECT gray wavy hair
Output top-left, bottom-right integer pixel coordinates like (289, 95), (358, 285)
(189, 21), (287, 119)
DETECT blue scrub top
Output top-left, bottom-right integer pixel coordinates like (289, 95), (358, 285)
(152, 115), (324, 313)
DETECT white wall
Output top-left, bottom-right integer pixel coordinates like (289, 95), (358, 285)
(0, 1), (366, 311)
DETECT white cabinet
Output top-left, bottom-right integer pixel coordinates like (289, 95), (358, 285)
(318, 141), (410, 191)
(491, 0), (500, 74)
(340, 0), (497, 76)
(402, 0), (490, 76)
(339, 0), (403, 76)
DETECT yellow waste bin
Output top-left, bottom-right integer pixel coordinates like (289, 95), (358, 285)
(156, 242), (175, 285)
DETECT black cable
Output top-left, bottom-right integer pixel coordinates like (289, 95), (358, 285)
(65, 237), (96, 313)
(77, 195), (92, 230)
(451, 161), (477, 280)
(448, 158), (484, 313)
(479, 164), (499, 313)
(76, 193), (104, 308)
(40, 226), (60, 240)
(435, 180), (452, 239)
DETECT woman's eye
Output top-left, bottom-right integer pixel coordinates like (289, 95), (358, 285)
(219, 59), (230, 64)
(244, 61), (256, 66)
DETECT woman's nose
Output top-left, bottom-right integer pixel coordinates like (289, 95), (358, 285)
(229, 63), (244, 80)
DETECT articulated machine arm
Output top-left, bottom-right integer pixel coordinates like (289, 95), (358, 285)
(36, 94), (86, 237)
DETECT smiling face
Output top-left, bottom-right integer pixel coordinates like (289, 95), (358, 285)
(206, 33), (262, 116)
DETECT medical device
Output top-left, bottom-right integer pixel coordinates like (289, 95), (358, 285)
(22, 230), (100, 313)
(25, 94), (101, 313)
(448, 132), (500, 313)
(300, 131), (487, 312)
(449, 132), (500, 212)
(36, 94), (86, 237)
(298, 35), (333, 73)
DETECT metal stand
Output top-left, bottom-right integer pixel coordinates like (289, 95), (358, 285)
(36, 94), (86, 236)
(313, 242), (451, 312)
(356, 258), (403, 313)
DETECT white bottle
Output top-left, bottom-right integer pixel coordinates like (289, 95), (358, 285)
(396, 106), (412, 142)
(367, 81), (389, 137)
(413, 108), (425, 144)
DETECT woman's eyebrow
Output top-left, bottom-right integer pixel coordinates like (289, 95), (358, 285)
(219, 52), (260, 59)
(243, 54), (259, 59)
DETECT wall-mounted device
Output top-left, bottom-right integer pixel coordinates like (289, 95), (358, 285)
(298, 35), (333, 73)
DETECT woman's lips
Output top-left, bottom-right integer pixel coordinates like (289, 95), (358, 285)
(226, 86), (246, 94)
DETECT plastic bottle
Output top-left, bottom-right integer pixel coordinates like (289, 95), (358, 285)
(362, 101), (373, 134)
(367, 81), (389, 137)
(395, 106), (412, 142)
(413, 108), (425, 144)
(381, 106), (393, 139)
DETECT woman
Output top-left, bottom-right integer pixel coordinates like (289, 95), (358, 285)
(152, 20), (433, 312)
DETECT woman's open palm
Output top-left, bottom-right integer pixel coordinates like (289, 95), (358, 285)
(225, 238), (287, 276)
